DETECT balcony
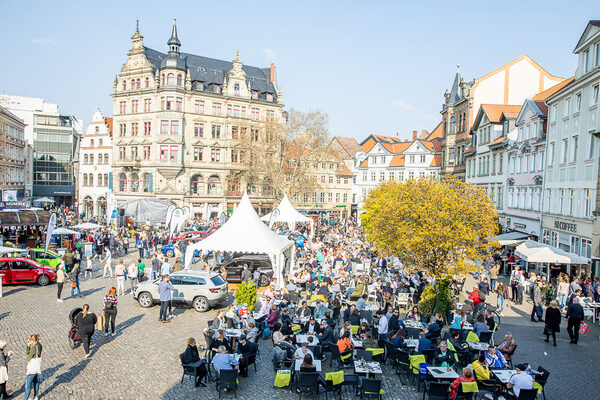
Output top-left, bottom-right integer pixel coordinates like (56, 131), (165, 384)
(117, 158), (141, 169)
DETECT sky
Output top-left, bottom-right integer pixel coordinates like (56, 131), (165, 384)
(0, 1), (598, 141)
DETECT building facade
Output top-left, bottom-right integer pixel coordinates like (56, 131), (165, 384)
(0, 106), (27, 199)
(0, 95), (81, 204)
(542, 21), (600, 275)
(78, 109), (114, 220)
(328, 136), (363, 218)
(440, 57), (565, 180)
(112, 23), (283, 218)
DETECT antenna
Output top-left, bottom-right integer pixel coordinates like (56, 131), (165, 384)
(136, 19), (139, 31)
(457, 64), (461, 73)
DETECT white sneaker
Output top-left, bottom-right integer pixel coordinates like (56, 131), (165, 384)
(84, 353), (90, 358)
(169, 314), (174, 319)
(500, 312), (504, 316)
(112, 332), (117, 336)
(57, 298), (63, 302)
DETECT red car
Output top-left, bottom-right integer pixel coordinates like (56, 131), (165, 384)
(173, 231), (211, 241)
(0, 257), (57, 286)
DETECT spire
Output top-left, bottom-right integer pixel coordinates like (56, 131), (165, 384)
(167, 19), (181, 54)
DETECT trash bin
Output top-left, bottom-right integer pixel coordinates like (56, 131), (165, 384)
(419, 362), (430, 375)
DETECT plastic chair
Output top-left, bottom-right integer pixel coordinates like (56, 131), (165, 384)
(355, 349), (373, 362)
(179, 353), (198, 386)
(360, 378), (383, 399)
(216, 369), (238, 399)
(516, 388), (538, 400)
(425, 381), (450, 400)
(534, 365), (550, 400)
(296, 372), (320, 399)
(478, 331), (493, 344)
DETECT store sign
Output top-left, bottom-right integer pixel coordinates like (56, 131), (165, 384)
(513, 223), (526, 229)
(0, 201), (30, 209)
(554, 220), (577, 233)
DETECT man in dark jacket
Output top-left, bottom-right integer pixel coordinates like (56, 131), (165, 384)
(241, 264), (251, 283)
(316, 320), (334, 346)
(530, 282), (544, 322)
(303, 318), (321, 334)
(566, 296), (584, 344)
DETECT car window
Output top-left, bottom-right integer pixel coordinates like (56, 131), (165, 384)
(12, 261), (35, 269)
(194, 277), (206, 285)
(0, 262), (8, 270)
(179, 276), (199, 285)
(210, 276), (225, 285)
(170, 276), (183, 285)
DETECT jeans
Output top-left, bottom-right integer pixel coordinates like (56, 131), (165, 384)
(558, 293), (568, 310)
(71, 280), (81, 297)
(490, 279), (496, 291)
(104, 309), (117, 333)
(57, 282), (64, 299)
(82, 332), (93, 354)
(129, 277), (138, 292)
(517, 286), (524, 304)
(24, 373), (41, 400)
(567, 318), (581, 343)
(531, 304), (543, 321)
(138, 248), (143, 258)
(160, 301), (169, 321)
(497, 295), (505, 312)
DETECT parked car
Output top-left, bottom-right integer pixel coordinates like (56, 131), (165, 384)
(133, 270), (229, 312)
(172, 230), (211, 242)
(14, 248), (63, 269)
(162, 237), (203, 258)
(0, 257), (57, 286)
(220, 255), (273, 287)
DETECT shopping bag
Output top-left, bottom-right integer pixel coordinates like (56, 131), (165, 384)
(579, 322), (590, 335)
(97, 314), (105, 330)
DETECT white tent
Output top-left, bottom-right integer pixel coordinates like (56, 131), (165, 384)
(494, 231), (529, 247)
(0, 246), (20, 254)
(52, 227), (78, 235)
(185, 192), (294, 284)
(72, 222), (103, 230)
(515, 240), (589, 264)
(261, 194), (312, 228)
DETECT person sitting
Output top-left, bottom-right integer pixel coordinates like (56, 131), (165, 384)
(355, 293), (367, 311)
(362, 331), (378, 349)
(343, 304), (356, 322)
(484, 345), (507, 369)
(212, 310), (227, 331)
(450, 311), (465, 331)
(244, 320), (259, 342)
(225, 305), (242, 329)
(337, 331), (352, 353)
(303, 317), (321, 335)
(348, 308), (361, 326)
(449, 368), (476, 399)
(298, 353), (327, 387)
(183, 337), (207, 387)
(406, 306), (421, 321)
(273, 323), (291, 346)
(388, 309), (402, 332)
(506, 363), (534, 399)
(294, 343), (314, 360)
(315, 320), (334, 347)
(323, 311), (335, 328)
(210, 330), (230, 356)
(212, 345), (239, 377)
(313, 302), (325, 320)
(236, 335), (257, 377)
(358, 322), (371, 339)
(280, 307), (295, 335)
(497, 332), (517, 363)
(297, 301), (312, 318)
(470, 353), (490, 380)
(434, 341), (454, 366)
(416, 331), (432, 353)
(339, 321), (352, 338)
(473, 314), (489, 337)
(263, 285), (276, 302)
(424, 316), (441, 340)
(389, 329), (408, 350)
(265, 305), (280, 329)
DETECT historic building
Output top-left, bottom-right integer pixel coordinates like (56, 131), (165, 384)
(0, 105), (27, 200)
(328, 136), (362, 218)
(0, 95), (81, 205)
(353, 131), (442, 212)
(112, 22), (283, 218)
(465, 104), (520, 228)
(542, 21), (600, 275)
(440, 57), (566, 180)
(78, 109), (113, 220)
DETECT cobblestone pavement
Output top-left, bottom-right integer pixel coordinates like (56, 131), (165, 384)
(0, 256), (598, 399)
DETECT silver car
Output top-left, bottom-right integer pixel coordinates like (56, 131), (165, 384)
(133, 270), (229, 312)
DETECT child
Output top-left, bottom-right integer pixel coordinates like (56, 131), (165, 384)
(84, 256), (93, 280)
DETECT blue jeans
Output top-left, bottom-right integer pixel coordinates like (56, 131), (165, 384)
(497, 295), (505, 312)
(71, 280), (81, 297)
(24, 373), (41, 399)
(558, 293), (567, 310)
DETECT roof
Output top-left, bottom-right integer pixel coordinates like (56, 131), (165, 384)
(532, 77), (574, 101)
(426, 122), (444, 141)
(480, 104), (522, 123)
(104, 117), (113, 136)
(574, 20), (600, 53)
(430, 154), (442, 167)
(389, 155), (405, 167)
(446, 71), (463, 105)
(336, 163), (353, 176)
(380, 141), (411, 154)
(489, 136), (506, 146)
(331, 136), (363, 157)
(360, 158), (368, 168)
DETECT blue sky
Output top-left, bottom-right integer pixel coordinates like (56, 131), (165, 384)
(0, 1), (597, 141)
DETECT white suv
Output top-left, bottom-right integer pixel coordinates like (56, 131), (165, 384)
(133, 270), (229, 312)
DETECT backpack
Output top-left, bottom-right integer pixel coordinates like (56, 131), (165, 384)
(262, 327), (271, 339)
(478, 290), (485, 301)
(104, 296), (115, 311)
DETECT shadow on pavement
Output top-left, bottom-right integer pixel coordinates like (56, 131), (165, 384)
(79, 287), (104, 297)
(3, 287), (27, 296)
(40, 359), (90, 397)
(0, 312), (10, 321)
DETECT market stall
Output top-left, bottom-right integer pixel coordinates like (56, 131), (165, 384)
(515, 239), (590, 276)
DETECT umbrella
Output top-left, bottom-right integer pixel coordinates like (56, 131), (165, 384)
(0, 246), (21, 254)
(52, 227), (78, 235)
(72, 222), (102, 230)
(34, 197), (55, 203)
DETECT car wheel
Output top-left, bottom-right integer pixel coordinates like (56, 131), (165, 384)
(166, 249), (175, 257)
(258, 274), (269, 287)
(137, 292), (154, 308)
(37, 275), (50, 286)
(193, 296), (209, 313)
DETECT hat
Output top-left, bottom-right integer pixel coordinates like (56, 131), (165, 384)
(309, 316), (316, 320)
(515, 363), (528, 371)
(239, 335), (247, 341)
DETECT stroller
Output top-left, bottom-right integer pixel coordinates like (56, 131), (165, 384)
(68, 307), (83, 349)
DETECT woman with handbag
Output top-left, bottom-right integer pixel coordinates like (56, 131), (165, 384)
(70, 263), (81, 298)
(544, 300), (561, 346)
(75, 304), (97, 358)
(24, 334), (42, 400)
(103, 287), (118, 336)
(0, 340), (13, 398)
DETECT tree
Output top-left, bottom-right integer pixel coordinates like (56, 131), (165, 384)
(229, 109), (331, 201)
(361, 176), (498, 280)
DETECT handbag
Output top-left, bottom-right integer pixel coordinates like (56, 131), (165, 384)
(579, 322), (590, 335)
(97, 314), (105, 330)
(0, 365), (8, 384)
(26, 346), (42, 375)
(542, 326), (551, 336)
(71, 282), (77, 288)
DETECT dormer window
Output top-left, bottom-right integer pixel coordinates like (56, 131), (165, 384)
(252, 90), (259, 100)
(145, 77), (150, 88)
(213, 84), (221, 94)
(196, 81), (204, 91)
(167, 73), (175, 85)
(234, 83), (240, 96)
(266, 93), (273, 102)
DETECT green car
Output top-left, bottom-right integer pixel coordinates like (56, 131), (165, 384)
(15, 248), (63, 269)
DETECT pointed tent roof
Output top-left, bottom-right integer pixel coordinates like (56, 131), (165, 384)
(261, 194), (312, 226)
(186, 193), (293, 261)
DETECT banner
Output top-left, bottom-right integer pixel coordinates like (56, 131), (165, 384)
(182, 206), (191, 220)
(219, 212), (226, 226)
(45, 213), (57, 253)
(105, 191), (114, 227)
(2, 190), (17, 201)
(165, 204), (176, 228)
(169, 208), (184, 238)
(269, 208), (280, 229)
(206, 204), (213, 220)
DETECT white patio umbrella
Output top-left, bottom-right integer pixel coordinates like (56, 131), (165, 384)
(52, 227), (78, 235)
(34, 197), (55, 203)
(72, 222), (103, 230)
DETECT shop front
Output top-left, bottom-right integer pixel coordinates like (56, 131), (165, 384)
(541, 215), (593, 276)
(505, 215), (541, 241)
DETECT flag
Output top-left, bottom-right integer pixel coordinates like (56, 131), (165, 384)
(45, 213), (57, 253)
(269, 208), (280, 229)
(105, 191), (114, 226)
(169, 208), (184, 238)
(165, 205), (176, 228)
(2, 190), (17, 201)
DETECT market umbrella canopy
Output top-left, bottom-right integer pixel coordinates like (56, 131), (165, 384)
(0, 246), (20, 254)
(72, 222), (103, 230)
(118, 198), (176, 225)
(34, 197), (55, 203)
(494, 231), (529, 246)
(261, 194), (312, 226)
(515, 240), (589, 264)
(52, 227), (78, 235)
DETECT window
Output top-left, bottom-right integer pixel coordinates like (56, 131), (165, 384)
(571, 236), (581, 256)
(498, 155), (503, 174)
(167, 73), (174, 85)
(83, 174), (88, 186)
(585, 189), (592, 217)
(593, 85), (599, 105)
(497, 187), (503, 208)
(389, 171), (395, 181)
(119, 173), (126, 191)
(551, 104), (557, 122)
(131, 122), (138, 136)
(130, 146), (138, 160)
(131, 100), (138, 113)
(565, 97), (571, 115)
(142, 173), (150, 192)
(207, 176), (221, 194)
(160, 145), (168, 160)
(194, 147), (203, 161)
(176, 97), (182, 111)
(211, 149), (221, 162)
(572, 136), (578, 162)
(562, 139), (568, 163)
(212, 103), (221, 116)
(177, 74), (182, 86)
(583, 238), (592, 259)
(450, 116), (456, 133)
(169, 146), (178, 160)
(320, 192), (325, 203)
(84, 154), (88, 164)
(584, 49), (590, 73)
(231, 126), (239, 139)
(119, 147), (125, 160)
(420, 155), (426, 163)
(234, 83), (240, 96)
(165, 97), (174, 110)
(408, 171), (414, 180)
(190, 175), (203, 194)
(266, 93), (273, 102)
(122, 81), (126, 90)
(145, 77), (149, 88)
(131, 79), (135, 89)
(231, 150), (241, 163)
(211, 125), (221, 139)
(589, 136), (596, 159)
(144, 98), (151, 112)
(131, 173), (139, 192)
(409, 155), (415, 163)
(143, 146), (151, 160)
(213, 84), (221, 94)
(194, 100), (204, 113)
(559, 189), (564, 214)
(194, 123), (203, 137)
(196, 81), (204, 91)
(144, 122), (151, 135)
(251, 108), (259, 120)
(597, 43), (600, 66)
(370, 171), (376, 181)
(89, 154), (94, 164)
(119, 101), (126, 114)
(362, 171), (367, 181)
(379, 171), (385, 181)
(119, 123), (126, 137)
(160, 121), (169, 135)
(252, 90), (259, 100)
(575, 93), (582, 112)
(448, 148), (455, 165)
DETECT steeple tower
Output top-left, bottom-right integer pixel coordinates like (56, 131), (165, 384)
(167, 19), (181, 55)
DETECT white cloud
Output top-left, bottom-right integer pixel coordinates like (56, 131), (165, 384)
(32, 38), (56, 46)
(391, 100), (416, 112)
(263, 48), (276, 60)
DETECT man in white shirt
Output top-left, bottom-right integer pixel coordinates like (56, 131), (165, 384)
(161, 257), (172, 277)
(507, 363), (533, 398)
(294, 343), (314, 360)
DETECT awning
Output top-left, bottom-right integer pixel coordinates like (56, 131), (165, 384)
(515, 240), (589, 264)
(0, 210), (50, 226)
(494, 231), (529, 246)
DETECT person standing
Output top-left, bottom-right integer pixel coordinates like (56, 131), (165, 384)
(160, 257), (171, 277)
(115, 260), (126, 296)
(75, 304), (97, 358)
(566, 296), (584, 344)
(102, 245), (113, 278)
(557, 275), (570, 312)
(70, 263), (81, 298)
(84, 255), (93, 280)
(517, 270), (526, 305)
(496, 282), (508, 316)
(136, 237), (144, 259)
(241, 264), (251, 283)
(0, 340), (13, 399)
(63, 249), (74, 273)
(510, 266), (520, 302)
(544, 300), (561, 346)
(127, 260), (138, 294)
(489, 263), (498, 292)
(158, 275), (175, 323)
(151, 254), (160, 280)
(137, 259), (146, 284)
(530, 281), (544, 322)
(23, 334), (42, 400)
(103, 287), (118, 336)
(56, 262), (66, 303)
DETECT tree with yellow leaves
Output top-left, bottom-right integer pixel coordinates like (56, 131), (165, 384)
(361, 176), (498, 280)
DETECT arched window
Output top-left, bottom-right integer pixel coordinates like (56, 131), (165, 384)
(119, 173), (127, 191)
(145, 77), (150, 88)
(136, 78), (140, 88)
(95, 126), (99, 133)
(98, 154), (103, 165)
(142, 173), (150, 192)
(84, 154), (88, 164)
(90, 139), (94, 147)
(104, 153), (109, 164)
(97, 173), (102, 187)
(177, 74), (182, 86)
(83, 174), (88, 186)
(190, 174), (204, 194)
(450, 116), (456, 134)
(167, 73), (175, 85)
(104, 173), (108, 187)
(131, 79), (135, 89)
(234, 83), (240, 96)
(99, 139), (103, 146)
(89, 174), (94, 187)
(89, 154), (94, 164)
(207, 175), (221, 195)
(131, 173), (139, 192)
(122, 81), (126, 90)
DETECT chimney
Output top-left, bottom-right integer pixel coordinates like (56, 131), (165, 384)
(412, 130), (417, 141)
(396, 132), (399, 137)
(269, 63), (276, 82)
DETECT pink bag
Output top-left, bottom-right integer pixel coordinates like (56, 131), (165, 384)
(579, 322), (590, 335)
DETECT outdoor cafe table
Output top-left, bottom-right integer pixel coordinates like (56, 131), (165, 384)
(404, 320), (426, 330)
(405, 339), (418, 348)
(468, 342), (489, 352)
(296, 334), (319, 345)
(427, 366), (459, 380)
(351, 339), (363, 348)
(491, 369), (517, 384)
(364, 304), (379, 311)
(354, 361), (382, 378)
(225, 328), (242, 338)
(295, 359), (322, 371)
(462, 322), (474, 330)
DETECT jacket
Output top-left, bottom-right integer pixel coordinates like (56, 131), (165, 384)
(544, 307), (561, 333)
(75, 313), (97, 335)
(533, 286), (543, 305)
(316, 325), (334, 344)
(183, 344), (201, 364)
(158, 280), (175, 301)
(497, 338), (516, 361)
(303, 321), (322, 334)
(566, 303), (584, 321)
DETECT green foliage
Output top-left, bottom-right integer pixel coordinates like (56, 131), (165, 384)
(418, 285), (436, 317)
(434, 279), (453, 317)
(234, 280), (258, 311)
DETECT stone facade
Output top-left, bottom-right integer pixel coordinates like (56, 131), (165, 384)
(0, 105), (27, 199)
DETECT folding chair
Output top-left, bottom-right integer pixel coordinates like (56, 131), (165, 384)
(360, 378), (383, 400)
(216, 369), (238, 399)
(425, 381), (450, 400)
(296, 372), (319, 399)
